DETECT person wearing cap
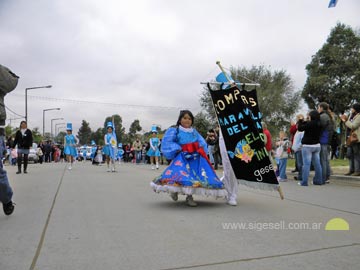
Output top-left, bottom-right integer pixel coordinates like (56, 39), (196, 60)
(64, 123), (77, 170)
(147, 126), (161, 170)
(103, 122), (117, 172)
(13, 121), (33, 174)
(341, 103), (360, 176)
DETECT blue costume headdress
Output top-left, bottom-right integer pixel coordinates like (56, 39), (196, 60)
(66, 123), (72, 131)
(151, 125), (158, 133)
(107, 121), (114, 129)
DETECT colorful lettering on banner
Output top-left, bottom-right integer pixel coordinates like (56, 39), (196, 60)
(209, 85), (278, 186)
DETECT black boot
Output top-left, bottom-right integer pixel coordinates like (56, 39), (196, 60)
(3, 201), (15, 215)
(23, 154), (28, 174)
(17, 155), (22, 174)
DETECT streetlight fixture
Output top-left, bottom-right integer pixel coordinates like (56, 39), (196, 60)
(51, 118), (64, 139)
(43, 108), (60, 136)
(55, 123), (66, 138)
(25, 85), (52, 123)
(55, 122), (66, 135)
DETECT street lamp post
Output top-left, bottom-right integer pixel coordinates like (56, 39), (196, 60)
(43, 108), (60, 137)
(51, 118), (64, 139)
(55, 123), (66, 137)
(25, 85), (52, 123)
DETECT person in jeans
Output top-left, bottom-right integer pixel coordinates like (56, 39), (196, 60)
(0, 131), (15, 215)
(132, 138), (142, 164)
(291, 115), (305, 182)
(341, 103), (360, 176)
(318, 102), (334, 184)
(297, 110), (323, 186)
(13, 121), (33, 174)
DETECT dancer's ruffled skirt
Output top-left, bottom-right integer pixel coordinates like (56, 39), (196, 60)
(151, 152), (227, 198)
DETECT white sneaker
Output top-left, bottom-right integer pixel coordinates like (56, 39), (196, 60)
(68, 165), (72, 170)
(227, 198), (237, 206)
(107, 167), (111, 172)
(151, 165), (155, 170)
(111, 167), (115, 172)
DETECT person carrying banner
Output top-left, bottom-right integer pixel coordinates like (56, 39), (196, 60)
(64, 123), (77, 170)
(208, 61), (283, 202)
(150, 110), (227, 207)
(103, 122), (117, 172)
(219, 129), (238, 206)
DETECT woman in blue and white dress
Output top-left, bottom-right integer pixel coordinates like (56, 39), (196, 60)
(64, 123), (77, 170)
(103, 122), (117, 172)
(147, 126), (161, 169)
(150, 110), (227, 207)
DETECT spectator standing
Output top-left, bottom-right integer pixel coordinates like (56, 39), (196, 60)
(341, 103), (360, 176)
(291, 115), (305, 182)
(275, 131), (290, 182)
(205, 129), (216, 165)
(132, 137), (142, 164)
(318, 102), (334, 183)
(297, 110), (323, 186)
(262, 122), (273, 162)
(44, 141), (52, 163)
(13, 121), (33, 174)
(289, 119), (298, 172)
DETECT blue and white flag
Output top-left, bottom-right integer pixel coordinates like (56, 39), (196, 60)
(216, 72), (241, 89)
(328, 0), (338, 8)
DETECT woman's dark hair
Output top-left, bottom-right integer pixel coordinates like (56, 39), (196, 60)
(20, 120), (27, 127)
(352, 103), (360, 113)
(176, 110), (194, 126)
(308, 110), (320, 121)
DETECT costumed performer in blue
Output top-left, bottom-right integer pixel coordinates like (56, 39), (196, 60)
(150, 110), (227, 207)
(64, 123), (77, 170)
(147, 125), (161, 170)
(103, 121), (117, 172)
(117, 143), (124, 164)
(90, 140), (97, 161)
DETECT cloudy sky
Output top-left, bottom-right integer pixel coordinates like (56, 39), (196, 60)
(1, 0), (359, 135)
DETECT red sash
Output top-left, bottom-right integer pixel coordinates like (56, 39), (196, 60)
(181, 142), (213, 168)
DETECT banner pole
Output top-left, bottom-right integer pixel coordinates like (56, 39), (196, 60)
(216, 61), (233, 83)
(278, 186), (284, 200)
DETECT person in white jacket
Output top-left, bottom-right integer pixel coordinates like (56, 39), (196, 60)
(292, 114), (305, 182)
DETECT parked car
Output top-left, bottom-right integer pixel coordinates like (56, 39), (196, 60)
(79, 146), (93, 160)
(28, 148), (39, 163)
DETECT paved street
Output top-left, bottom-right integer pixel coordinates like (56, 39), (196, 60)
(1, 161), (359, 270)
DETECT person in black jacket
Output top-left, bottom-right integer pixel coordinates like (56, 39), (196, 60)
(297, 110), (323, 186)
(13, 121), (33, 174)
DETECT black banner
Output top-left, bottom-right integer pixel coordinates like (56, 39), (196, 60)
(209, 85), (279, 186)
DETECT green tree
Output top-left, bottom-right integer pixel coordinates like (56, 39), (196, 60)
(302, 23), (360, 114)
(128, 119), (142, 142)
(200, 65), (301, 134)
(193, 111), (212, 138)
(54, 131), (67, 144)
(90, 128), (104, 145)
(77, 120), (92, 145)
(5, 124), (14, 137)
(103, 114), (125, 143)
(31, 127), (42, 144)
